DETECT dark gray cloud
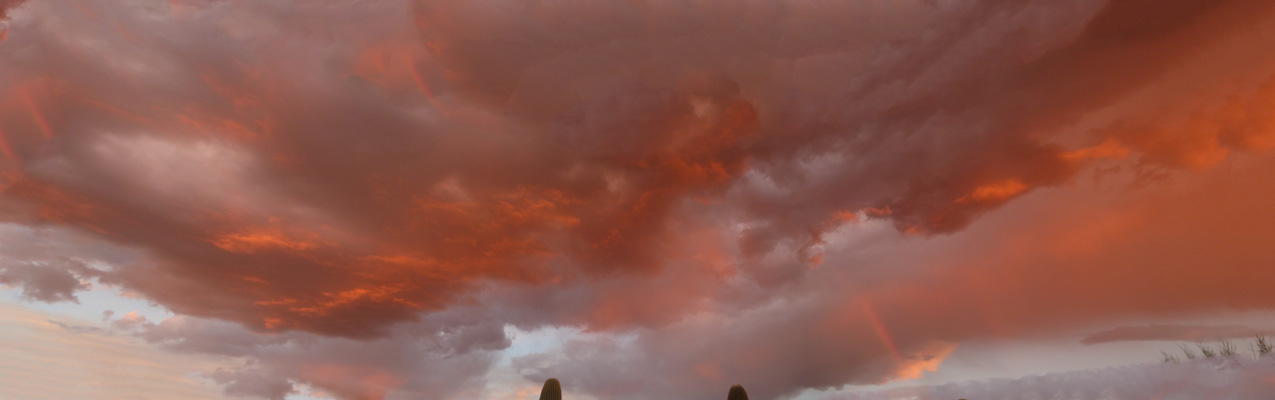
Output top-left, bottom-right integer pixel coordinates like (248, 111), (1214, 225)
(0, 224), (129, 303)
(208, 367), (297, 400)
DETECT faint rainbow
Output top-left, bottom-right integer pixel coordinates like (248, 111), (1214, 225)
(860, 298), (903, 366)
(21, 90), (55, 138)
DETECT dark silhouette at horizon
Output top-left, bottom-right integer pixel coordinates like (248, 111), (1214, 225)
(539, 378), (561, 400)
(536, 378), (755, 399)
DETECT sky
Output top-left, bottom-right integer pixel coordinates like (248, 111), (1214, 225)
(2, 0), (1275, 399)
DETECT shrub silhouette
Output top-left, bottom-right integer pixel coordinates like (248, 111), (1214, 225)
(539, 378), (562, 400)
(1219, 339), (1237, 356)
(1198, 342), (1217, 358)
(1162, 338), (1275, 362)
(1255, 336), (1272, 357)
(1178, 344), (1198, 360)
(727, 384), (750, 400)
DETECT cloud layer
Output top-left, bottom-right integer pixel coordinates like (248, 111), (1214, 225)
(832, 356), (1275, 400)
(0, 303), (226, 400)
(1083, 325), (1275, 345)
(3, 0), (1275, 398)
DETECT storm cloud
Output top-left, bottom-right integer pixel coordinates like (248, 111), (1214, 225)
(2, 0), (1275, 398)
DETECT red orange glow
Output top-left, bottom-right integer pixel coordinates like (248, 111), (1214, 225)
(213, 230), (322, 254)
(957, 178), (1028, 204)
(1063, 138), (1132, 162)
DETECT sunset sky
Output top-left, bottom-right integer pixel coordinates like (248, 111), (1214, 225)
(2, 0), (1275, 399)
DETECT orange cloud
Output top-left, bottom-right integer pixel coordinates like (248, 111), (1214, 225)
(1062, 139), (1131, 162)
(4, 0), (1275, 398)
(956, 178), (1028, 204)
(213, 230), (322, 254)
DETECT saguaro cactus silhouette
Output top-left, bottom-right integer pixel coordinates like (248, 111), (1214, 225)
(539, 378), (562, 400)
(727, 384), (749, 400)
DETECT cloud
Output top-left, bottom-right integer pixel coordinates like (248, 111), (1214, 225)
(105, 304), (511, 399)
(1082, 325), (1275, 345)
(0, 0), (26, 20)
(0, 302), (227, 400)
(0, 223), (128, 303)
(829, 357), (1275, 400)
(510, 299), (960, 399)
(500, 146), (1275, 399)
(47, 318), (111, 335)
(0, 261), (89, 302)
(208, 368), (297, 400)
(1, 0), (1275, 398)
